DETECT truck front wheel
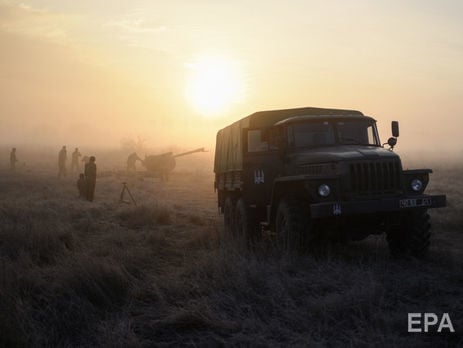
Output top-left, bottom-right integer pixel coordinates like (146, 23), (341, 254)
(386, 209), (431, 258)
(275, 198), (316, 254)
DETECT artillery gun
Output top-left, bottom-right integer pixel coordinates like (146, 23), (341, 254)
(143, 147), (205, 180)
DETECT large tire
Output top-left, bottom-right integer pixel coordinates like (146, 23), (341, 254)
(223, 196), (235, 238)
(275, 197), (316, 254)
(235, 198), (260, 246)
(387, 209), (431, 258)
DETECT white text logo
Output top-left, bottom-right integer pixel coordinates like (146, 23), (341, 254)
(408, 313), (455, 333)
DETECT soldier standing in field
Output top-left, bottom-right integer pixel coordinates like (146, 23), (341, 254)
(10, 148), (17, 170)
(76, 173), (86, 199)
(84, 156), (97, 201)
(81, 155), (89, 170)
(127, 152), (142, 172)
(58, 146), (67, 178)
(71, 147), (81, 173)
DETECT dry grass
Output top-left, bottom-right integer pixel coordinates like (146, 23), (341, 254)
(0, 163), (461, 347)
(118, 205), (172, 228)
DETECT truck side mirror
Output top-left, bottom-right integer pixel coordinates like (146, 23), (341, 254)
(391, 121), (399, 138)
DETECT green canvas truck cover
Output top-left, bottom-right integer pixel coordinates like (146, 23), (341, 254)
(214, 107), (363, 173)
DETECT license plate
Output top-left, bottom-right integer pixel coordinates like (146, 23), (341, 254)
(399, 198), (432, 208)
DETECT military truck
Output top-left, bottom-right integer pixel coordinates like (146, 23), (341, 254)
(214, 107), (446, 256)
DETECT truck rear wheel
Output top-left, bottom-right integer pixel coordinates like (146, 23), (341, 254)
(275, 198), (315, 254)
(235, 198), (260, 246)
(386, 209), (431, 258)
(223, 196), (235, 238)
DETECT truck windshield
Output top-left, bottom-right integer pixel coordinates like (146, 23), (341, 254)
(336, 120), (380, 146)
(288, 120), (380, 148)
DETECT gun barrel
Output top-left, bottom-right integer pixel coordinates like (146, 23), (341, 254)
(173, 147), (205, 158)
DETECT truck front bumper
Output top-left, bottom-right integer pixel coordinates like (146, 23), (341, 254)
(310, 194), (446, 219)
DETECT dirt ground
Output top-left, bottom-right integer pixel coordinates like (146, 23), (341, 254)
(0, 159), (462, 347)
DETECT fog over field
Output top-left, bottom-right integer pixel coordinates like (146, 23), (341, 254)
(1, 1), (463, 153)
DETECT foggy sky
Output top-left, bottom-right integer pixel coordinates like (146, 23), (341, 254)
(1, 0), (462, 153)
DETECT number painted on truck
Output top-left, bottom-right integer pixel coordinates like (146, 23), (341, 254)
(399, 198), (432, 208)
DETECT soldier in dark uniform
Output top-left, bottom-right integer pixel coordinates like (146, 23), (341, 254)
(10, 148), (17, 170)
(58, 146), (67, 178)
(127, 152), (142, 172)
(84, 156), (97, 201)
(81, 155), (89, 171)
(71, 148), (81, 173)
(77, 173), (86, 198)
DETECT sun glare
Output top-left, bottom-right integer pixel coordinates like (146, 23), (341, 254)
(185, 56), (243, 116)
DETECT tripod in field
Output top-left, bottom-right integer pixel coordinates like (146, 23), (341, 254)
(120, 182), (137, 205)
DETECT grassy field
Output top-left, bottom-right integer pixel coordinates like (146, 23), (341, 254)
(0, 161), (461, 347)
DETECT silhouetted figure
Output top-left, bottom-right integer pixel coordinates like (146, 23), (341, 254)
(77, 173), (86, 199)
(127, 152), (142, 172)
(81, 155), (90, 171)
(58, 146), (67, 178)
(84, 156), (97, 202)
(71, 148), (81, 172)
(10, 148), (17, 170)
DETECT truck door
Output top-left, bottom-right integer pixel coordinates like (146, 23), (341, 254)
(242, 128), (282, 208)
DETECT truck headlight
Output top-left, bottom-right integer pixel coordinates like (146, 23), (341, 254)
(318, 184), (331, 197)
(411, 179), (423, 192)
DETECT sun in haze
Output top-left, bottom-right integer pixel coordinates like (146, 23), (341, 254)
(185, 56), (244, 116)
